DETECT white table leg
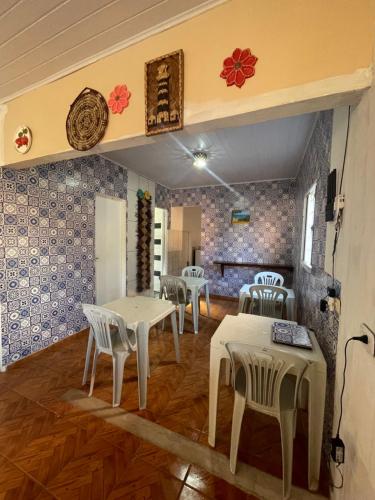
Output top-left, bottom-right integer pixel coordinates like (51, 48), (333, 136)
(82, 327), (94, 385)
(286, 297), (296, 321)
(192, 287), (199, 334)
(170, 310), (180, 363)
(136, 321), (150, 410)
(205, 283), (211, 317)
(306, 368), (327, 491)
(208, 350), (222, 447)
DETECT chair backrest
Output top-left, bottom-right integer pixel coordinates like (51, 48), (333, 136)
(159, 275), (188, 305)
(82, 304), (135, 355)
(254, 271), (284, 287)
(182, 266), (204, 278)
(226, 342), (307, 416)
(249, 284), (288, 319)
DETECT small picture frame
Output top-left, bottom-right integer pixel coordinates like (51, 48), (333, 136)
(231, 209), (250, 224)
(145, 49), (184, 136)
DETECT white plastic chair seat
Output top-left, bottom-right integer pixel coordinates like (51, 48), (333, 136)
(182, 266), (204, 278)
(246, 284), (288, 319)
(226, 343), (307, 499)
(160, 275), (190, 333)
(254, 271), (284, 287)
(234, 367), (297, 412)
(82, 304), (138, 408)
(110, 326), (136, 351)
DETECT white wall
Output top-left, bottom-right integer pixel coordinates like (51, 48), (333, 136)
(328, 80), (375, 498)
(126, 168), (155, 296)
(182, 206), (202, 259)
(170, 205), (201, 265)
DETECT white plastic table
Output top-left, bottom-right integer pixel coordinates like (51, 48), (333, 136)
(238, 284), (296, 321)
(208, 313), (326, 492)
(181, 276), (210, 334)
(82, 296), (179, 409)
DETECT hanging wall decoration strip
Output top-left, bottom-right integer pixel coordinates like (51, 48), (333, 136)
(136, 189), (152, 292)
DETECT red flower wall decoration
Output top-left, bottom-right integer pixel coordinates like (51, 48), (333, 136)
(220, 48), (258, 88)
(108, 84), (131, 114)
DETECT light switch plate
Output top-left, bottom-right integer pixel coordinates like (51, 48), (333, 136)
(361, 323), (375, 356)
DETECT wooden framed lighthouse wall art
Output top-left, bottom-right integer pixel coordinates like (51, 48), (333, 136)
(145, 49), (184, 136)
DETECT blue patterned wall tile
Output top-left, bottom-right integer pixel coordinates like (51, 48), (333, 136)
(1, 155), (127, 366)
(156, 179), (296, 297)
(293, 110), (338, 455)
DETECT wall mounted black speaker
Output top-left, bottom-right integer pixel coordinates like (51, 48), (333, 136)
(325, 169), (336, 222)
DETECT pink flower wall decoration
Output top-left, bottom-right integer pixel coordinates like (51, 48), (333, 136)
(108, 84), (131, 114)
(220, 48), (258, 88)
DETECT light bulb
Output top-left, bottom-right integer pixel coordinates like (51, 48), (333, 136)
(192, 151), (207, 168)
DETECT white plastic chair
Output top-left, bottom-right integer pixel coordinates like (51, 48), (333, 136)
(182, 266), (204, 278)
(160, 275), (190, 334)
(82, 304), (137, 407)
(247, 284), (288, 319)
(254, 271), (284, 287)
(226, 342), (307, 499)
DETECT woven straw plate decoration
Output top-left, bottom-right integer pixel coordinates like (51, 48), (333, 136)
(66, 87), (109, 151)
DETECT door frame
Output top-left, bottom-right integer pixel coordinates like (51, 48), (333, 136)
(95, 194), (127, 303)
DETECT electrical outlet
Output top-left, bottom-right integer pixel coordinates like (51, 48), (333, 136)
(334, 298), (341, 315)
(334, 194), (345, 211)
(361, 323), (375, 356)
(328, 297), (335, 312)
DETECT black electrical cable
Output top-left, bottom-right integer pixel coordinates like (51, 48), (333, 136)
(339, 106), (351, 195)
(336, 337), (354, 437)
(336, 334), (368, 437)
(331, 106), (351, 287)
(327, 459), (344, 490)
(329, 335), (368, 489)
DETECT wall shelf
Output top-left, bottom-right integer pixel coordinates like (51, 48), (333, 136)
(213, 261), (294, 277)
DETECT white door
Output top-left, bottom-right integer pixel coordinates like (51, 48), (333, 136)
(95, 195), (126, 305)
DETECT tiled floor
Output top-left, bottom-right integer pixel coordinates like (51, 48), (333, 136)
(0, 298), (329, 499)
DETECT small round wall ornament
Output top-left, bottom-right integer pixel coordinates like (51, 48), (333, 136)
(14, 125), (32, 154)
(66, 87), (108, 151)
(220, 48), (258, 88)
(108, 84), (131, 114)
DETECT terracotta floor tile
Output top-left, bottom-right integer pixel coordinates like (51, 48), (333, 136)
(135, 441), (190, 482)
(0, 298), (328, 498)
(70, 411), (142, 461)
(0, 456), (55, 499)
(185, 464), (258, 499)
(133, 415), (200, 482)
(178, 484), (207, 499)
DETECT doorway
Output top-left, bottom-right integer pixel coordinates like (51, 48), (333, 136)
(169, 206), (202, 275)
(95, 195), (126, 305)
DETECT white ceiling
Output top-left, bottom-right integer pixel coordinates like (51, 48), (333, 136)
(103, 113), (317, 188)
(0, 0), (221, 102)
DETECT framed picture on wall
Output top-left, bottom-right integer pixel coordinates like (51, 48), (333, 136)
(145, 49), (184, 136)
(231, 209), (250, 224)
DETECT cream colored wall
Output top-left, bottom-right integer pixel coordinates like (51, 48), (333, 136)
(327, 83), (375, 497)
(183, 206), (201, 250)
(170, 206), (184, 231)
(2, 0), (375, 168)
(181, 206), (202, 265)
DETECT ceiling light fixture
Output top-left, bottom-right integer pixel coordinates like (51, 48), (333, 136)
(192, 151), (208, 168)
